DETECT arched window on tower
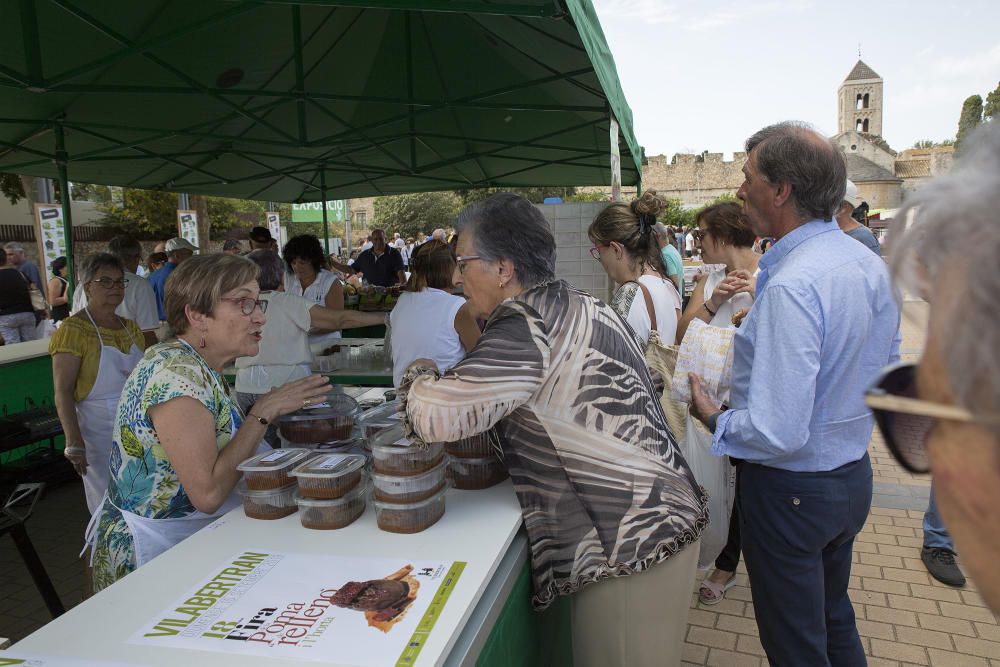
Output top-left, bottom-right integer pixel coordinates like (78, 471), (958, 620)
(856, 94), (864, 110)
(863, 93), (870, 109)
(863, 119), (870, 133)
(857, 119), (864, 132)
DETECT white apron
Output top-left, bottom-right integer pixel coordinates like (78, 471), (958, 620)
(84, 340), (267, 568)
(78, 310), (143, 514)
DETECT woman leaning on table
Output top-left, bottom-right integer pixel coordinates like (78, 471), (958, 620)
(50, 253), (145, 514)
(89, 254), (330, 591)
(398, 193), (707, 667)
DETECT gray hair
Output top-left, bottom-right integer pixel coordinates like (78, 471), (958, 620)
(3, 241), (25, 254)
(888, 122), (1000, 438)
(653, 222), (675, 244)
(745, 121), (846, 221)
(246, 250), (286, 291)
(80, 252), (123, 284)
(454, 193), (555, 287)
(107, 234), (142, 262)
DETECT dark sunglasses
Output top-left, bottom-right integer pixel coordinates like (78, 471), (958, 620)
(864, 362), (995, 474)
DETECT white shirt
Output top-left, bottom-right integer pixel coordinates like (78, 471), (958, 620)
(685, 234), (695, 252)
(236, 291), (313, 394)
(361, 241), (373, 252)
(389, 288), (467, 387)
(626, 275), (682, 346)
(286, 268), (343, 353)
(702, 266), (758, 328)
(71, 270), (159, 331)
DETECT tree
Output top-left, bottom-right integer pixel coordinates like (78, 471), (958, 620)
(0, 173), (26, 205)
(372, 191), (461, 239)
(565, 191), (609, 203)
(985, 81), (1000, 121)
(454, 186), (577, 206)
(96, 188), (262, 239)
(956, 94), (984, 152)
(660, 198), (696, 229)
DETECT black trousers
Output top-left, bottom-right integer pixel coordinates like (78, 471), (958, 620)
(740, 454), (871, 667)
(715, 461), (742, 572)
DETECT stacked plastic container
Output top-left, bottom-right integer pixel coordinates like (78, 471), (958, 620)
(291, 452), (369, 529)
(236, 448), (314, 520)
(445, 432), (509, 490)
(274, 393), (364, 453)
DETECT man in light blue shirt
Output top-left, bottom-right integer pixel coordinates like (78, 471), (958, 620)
(653, 222), (683, 292)
(691, 122), (900, 666)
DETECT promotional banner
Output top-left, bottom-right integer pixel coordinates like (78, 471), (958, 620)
(176, 210), (198, 249)
(33, 203), (67, 271)
(130, 551), (465, 666)
(266, 211), (281, 242)
(292, 200), (347, 223)
(0, 656), (145, 667)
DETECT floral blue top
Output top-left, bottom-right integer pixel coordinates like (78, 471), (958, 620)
(92, 340), (242, 591)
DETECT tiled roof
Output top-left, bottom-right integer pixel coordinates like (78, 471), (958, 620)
(845, 60), (881, 82)
(846, 154), (900, 183)
(895, 160), (931, 178)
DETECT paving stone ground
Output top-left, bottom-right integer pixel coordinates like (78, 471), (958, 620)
(7, 301), (998, 665)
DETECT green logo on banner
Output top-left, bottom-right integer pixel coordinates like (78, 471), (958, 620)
(395, 562), (467, 666)
(291, 201), (347, 223)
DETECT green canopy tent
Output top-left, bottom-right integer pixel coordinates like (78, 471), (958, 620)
(0, 0), (643, 286)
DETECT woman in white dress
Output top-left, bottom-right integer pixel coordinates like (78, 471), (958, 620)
(283, 234), (346, 355)
(389, 240), (480, 387)
(588, 191), (682, 347)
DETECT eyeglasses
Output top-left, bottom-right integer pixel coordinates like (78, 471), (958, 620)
(865, 362), (1000, 473)
(90, 277), (128, 289)
(220, 297), (268, 316)
(589, 245), (603, 261)
(455, 255), (482, 274)
(692, 229), (708, 242)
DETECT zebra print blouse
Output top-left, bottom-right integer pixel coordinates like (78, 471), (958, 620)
(402, 280), (708, 610)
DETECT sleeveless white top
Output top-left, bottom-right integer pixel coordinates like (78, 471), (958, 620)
(702, 266), (758, 328)
(287, 269), (343, 353)
(389, 288), (467, 387)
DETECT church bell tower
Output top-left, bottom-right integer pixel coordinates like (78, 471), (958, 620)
(838, 60), (883, 136)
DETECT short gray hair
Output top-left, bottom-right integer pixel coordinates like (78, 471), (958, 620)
(80, 252), (123, 284)
(108, 234), (142, 262)
(653, 222), (674, 243)
(745, 121), (846, 221)
(889, 122), (1000, 438)
(454, 193), (555, 287)
(246, 250), (286, 291)
(3, 242), (25, 254)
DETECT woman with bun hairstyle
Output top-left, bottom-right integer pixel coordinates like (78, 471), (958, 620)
(588, 191), (683, 346)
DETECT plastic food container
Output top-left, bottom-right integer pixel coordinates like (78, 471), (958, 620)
(239, 483), (298, 520)
(359, 400), (403, 441)
(373, 485), (448, 534)
(237, 448), (314, 490)
(448, 456), (508, 490)
(291, 452), (366, 499)
(372, 439), (445, 476)
(444, 433), (494, 459)
(276, 394), (359, 444)
(295, 482), (368, 530)
(373, 458), (449, 504)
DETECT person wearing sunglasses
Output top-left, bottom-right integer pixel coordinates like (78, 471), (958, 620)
(689, 122), (901, 666)
(87, 254), (331, 592)
(51, 253), (146, 526)
(866, 121), (1000, 612)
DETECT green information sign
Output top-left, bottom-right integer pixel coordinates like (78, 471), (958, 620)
(291, 200), (348, 223)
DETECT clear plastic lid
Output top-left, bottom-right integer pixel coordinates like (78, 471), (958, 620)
(276, 393), (359, 423)
(372, 438), (443, 457)
(358, 399), (402, 425)
(237, 481), (298, 498)
(291, 453), (367, 480)
(371, 482), (449, 510)
(237, 448), (313, 473)
(372, 457), (449, 486)
(294, 480), (369, 507)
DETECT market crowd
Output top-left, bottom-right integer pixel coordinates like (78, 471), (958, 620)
(3, 119), (997, 666)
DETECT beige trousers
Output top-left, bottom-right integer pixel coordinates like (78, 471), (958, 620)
(571, 540), (699, 667)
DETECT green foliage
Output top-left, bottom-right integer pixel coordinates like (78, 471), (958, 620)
(660, 198), (697, 229)
(0, 173), (26, 205)
(372, 191), (461, 239)
(565, 191), (609, 203)
(454, 186), (577, 206)
(985, 81), (1000, 121)
(956, 94), (984, 152)
(97, 189), (179, 237)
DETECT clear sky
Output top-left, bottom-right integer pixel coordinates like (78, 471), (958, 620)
(591, 0), (1000, 159)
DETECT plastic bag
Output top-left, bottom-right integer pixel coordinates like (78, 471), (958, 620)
(35, 318), (56, 339)
(678, 411), (736, 570)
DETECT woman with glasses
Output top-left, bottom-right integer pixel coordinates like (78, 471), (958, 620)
(588, 191), (682, 347)
(237, 250), (388, 446)
(400, 194), (706, 667)
(283, 234), (345, 355)
(866, 122), (1000, 612)
(389, 240), (480, 387)
(676, 202), (758, 344)
(51, 253), (145, 517)
(88, 254), (330, 591)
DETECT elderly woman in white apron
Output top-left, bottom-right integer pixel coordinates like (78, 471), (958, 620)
(51, 253), (145, 514)
(88, 254), (331, 591)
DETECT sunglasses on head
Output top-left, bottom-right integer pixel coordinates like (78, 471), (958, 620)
(865, 362), (998, 474)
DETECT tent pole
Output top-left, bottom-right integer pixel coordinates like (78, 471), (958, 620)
(320, 168), (330, 255)
(53, 123), (75, 296)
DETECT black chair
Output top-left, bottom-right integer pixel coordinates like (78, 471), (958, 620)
(1, 483), (65, 618)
